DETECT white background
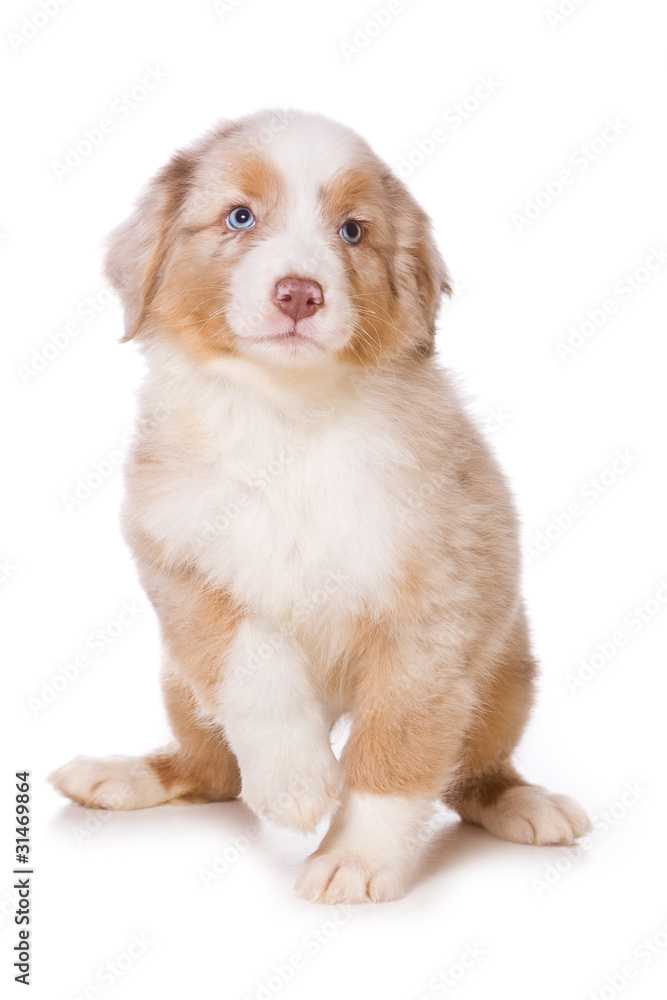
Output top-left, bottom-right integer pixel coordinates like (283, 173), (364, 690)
(2, 0), (667, 998)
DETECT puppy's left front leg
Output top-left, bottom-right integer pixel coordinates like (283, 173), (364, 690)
(297, 639), (475, 904)
(217, 619), (342, 832)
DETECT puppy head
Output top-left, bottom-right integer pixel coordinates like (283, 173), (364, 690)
(105, 109), (450, 369)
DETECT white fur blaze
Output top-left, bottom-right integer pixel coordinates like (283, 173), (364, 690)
(217, 619), (343, 832)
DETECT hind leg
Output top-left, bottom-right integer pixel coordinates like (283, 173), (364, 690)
(49, 544), (246, 810)
(443, 609), (590, 845)
(49, 667), (241, 810)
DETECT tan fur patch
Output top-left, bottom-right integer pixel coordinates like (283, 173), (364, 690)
(443, 610), (536, 815)
(320, 168), (402, 367)
(147, 671), (241, 802)
(225, 152), (286, 208)
(341, 617), (473, 798)
(126, 526), (243, 709)
(319, 165), (450, 366)
(150, 237), (238, 361)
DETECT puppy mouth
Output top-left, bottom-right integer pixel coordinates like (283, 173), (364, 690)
(259, 325), (322, 348)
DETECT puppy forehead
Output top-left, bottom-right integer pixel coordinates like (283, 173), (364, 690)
(185, 112), (380, 223)
(259, 113), (373, 194)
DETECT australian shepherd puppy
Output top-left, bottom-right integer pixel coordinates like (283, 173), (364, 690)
(50, 109), (589, 903)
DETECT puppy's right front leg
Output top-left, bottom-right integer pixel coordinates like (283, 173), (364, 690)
(217, 619), (342, 832)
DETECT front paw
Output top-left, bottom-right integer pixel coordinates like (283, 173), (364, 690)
(295, 790), (433, 903)
(242, 752), (343, 833)
(296, 850), (410, 904)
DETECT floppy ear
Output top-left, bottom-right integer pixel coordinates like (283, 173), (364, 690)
(383, 172), (452, 357)
(104, 151), (193, 342)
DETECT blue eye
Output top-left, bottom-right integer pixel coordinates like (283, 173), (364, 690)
(226, 206), (255, 231)
(339, 220), (362, 245)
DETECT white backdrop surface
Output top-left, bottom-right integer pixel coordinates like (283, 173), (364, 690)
(2, 1), (666, 998)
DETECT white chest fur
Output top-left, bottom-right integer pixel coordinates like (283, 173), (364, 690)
(129, 353), (413, 635)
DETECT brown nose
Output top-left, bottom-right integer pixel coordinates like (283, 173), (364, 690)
(274, 277), (324, 322)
